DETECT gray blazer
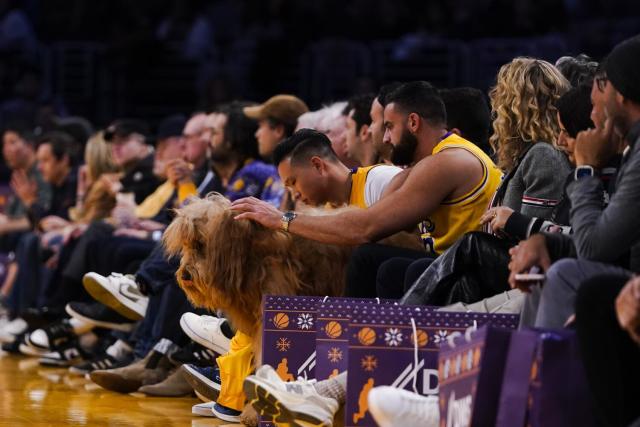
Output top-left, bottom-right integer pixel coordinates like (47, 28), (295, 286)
(498, 142), (572, 220)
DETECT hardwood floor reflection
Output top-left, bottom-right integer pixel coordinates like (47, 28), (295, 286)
(0, 352), (236, 426)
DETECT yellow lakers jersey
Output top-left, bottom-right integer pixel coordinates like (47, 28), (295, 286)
(420, 133), (503, 254)
(349, 165), (378, 208)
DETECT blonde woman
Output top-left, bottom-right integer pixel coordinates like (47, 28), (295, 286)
(481, 57), (572, 236)
(71, 131), (120, 223)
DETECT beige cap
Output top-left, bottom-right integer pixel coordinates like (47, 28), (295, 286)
(243, 94), (309, 127)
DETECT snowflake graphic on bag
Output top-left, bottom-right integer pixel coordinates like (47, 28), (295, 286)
(433, 330), (449, 345)
(384, 328), (403, 346)
(328, 347), (343, 363)
(296, 313), (314, 330)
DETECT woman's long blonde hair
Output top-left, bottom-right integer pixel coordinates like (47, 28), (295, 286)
(85, 131), (119, 184)
(489, 57), (570, 171)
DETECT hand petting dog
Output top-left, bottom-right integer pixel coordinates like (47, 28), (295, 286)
(231, 196), (284, 230)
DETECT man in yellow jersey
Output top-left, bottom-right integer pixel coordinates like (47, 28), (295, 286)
(232, 81), (503, 297)
(272, 128), (402, 209)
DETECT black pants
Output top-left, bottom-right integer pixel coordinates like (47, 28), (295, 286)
(44, 221), (115, 308)
(129, 245), (197, 355)
(346, 243), (429, 298)
(376, 257), (434, 299)
(86, 236), (156, 277)
(575, 275), (640, 427)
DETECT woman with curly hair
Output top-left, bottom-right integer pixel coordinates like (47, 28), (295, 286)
(484, 57), (571, 228)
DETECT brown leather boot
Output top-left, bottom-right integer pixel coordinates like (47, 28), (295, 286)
(138, 368), (194, 397)
(90, 350), (172, 393)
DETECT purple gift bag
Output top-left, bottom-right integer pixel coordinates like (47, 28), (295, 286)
(438, 325), (513, 427)
(345, 304), (519, 427)
(495, 328), (597, 427)
(261, 295), (321, 427)
(316, 297), (398, 381)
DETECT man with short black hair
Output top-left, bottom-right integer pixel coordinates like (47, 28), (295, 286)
(0, 123), (51, 240)
(343, 93), (377, 167)
(368, 83), (402, 164)
(30, 131), (79, 225)
(273, 128), (402, 208)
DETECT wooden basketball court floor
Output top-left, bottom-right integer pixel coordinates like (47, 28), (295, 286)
(0, 352), (240, 427)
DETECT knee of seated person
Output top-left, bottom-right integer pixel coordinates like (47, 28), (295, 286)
(375, 258), (408, 299)
(545, 258), (581, 283)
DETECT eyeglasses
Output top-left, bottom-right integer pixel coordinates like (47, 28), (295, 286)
(595, 74), (608, 92)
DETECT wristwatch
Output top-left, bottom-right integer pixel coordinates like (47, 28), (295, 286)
(574, 165), (595, 180)
(281, 211), (297, 232)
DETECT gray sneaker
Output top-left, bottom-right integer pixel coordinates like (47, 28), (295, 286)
(244, 365), (338, 427)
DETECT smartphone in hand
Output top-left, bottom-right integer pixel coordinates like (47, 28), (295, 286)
(514, 266), (546, 282)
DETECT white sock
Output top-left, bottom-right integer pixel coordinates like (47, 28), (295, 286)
(313, 371), (347, 404)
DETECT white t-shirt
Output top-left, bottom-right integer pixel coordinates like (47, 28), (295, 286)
(364, 165), (403, 207)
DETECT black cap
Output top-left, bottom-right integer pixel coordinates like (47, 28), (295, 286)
(104, 119), (150, 142)
(604, 35), (640, 104)
(156, 114), (187, 141)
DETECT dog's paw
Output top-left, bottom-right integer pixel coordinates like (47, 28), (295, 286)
(240, 403), (258, 426)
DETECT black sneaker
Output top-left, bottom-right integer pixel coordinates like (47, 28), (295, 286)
(1, 332), (26, 354)
(21, 307), (64, 330)
(69, 351), (134, 374)
(65, 302), (135, 332)
(39, 339), (89, 367)
(168, 340), (218, 367)
(25, 319), (76, 351)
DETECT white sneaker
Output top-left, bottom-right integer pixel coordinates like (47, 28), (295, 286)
(179, 313), (231, 355)
(82, 272), (148, 320)
(368, 386), (439, 427)
(0, 317), (27, 343)
(244, 365), (338, 427)
(192, 401), (216, 417)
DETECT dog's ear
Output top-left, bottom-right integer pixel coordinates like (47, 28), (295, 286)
(163, 208), (201, 257)
(205, 209), (255, 292)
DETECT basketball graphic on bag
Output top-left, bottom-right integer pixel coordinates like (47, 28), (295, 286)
(324, 321), (342, 339)
(357, 327), (376, 346)
(410, 329), (429, 347)
(273, 313), (289, 329)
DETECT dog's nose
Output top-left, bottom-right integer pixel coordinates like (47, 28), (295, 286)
(181, 270), (192, 282)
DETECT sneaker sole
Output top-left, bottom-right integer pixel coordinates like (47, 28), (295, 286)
(181, 365), (221, 402)
(65, 304), (134, 333)
(39, 355), (83, 367)
(82, 274), (145, 321)
(192, 403), (216, 417)
(243, 377), (331, 427)
(179, 315), (229, 355)
(89, 370), (142, 394)
(18, 343), (49, 357)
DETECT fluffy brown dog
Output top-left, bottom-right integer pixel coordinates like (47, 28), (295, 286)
(163, 194), (351, 340)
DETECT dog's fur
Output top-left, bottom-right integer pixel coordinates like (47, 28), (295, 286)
(163, 194), (351, 340)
